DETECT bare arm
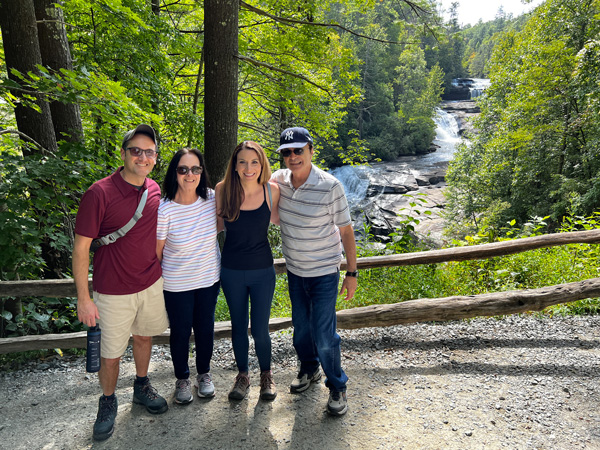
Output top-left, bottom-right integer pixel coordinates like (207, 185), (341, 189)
(156, 239), (166, 263)
(73, 233), (100, 326)
(215, 182), (225, 233)
(268, 181), (280, 225)
(338, 224), (358, 300)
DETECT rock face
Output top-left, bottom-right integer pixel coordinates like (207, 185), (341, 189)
(441, 100), (481, 137)
(361, 166), (448, 246)
(344, 157), (451, 246)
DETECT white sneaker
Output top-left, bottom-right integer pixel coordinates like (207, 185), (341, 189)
(290, 369), (321, 393)
(327, 390), (348, 416)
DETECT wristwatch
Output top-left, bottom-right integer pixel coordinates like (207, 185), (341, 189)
(345, 270), (358, 278)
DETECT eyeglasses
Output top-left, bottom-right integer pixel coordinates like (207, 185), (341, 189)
(176, 165), (203, 175)
(280, 148), (305, 158)
(126, 147), (158, 158)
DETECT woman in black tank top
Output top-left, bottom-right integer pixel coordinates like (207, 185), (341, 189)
(215, 141), (280, 402)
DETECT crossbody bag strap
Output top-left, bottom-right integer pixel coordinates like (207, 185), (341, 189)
(93, 188), (148, 247)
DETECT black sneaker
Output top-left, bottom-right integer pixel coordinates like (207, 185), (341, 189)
(290, 369), (321, 394)
(133, 379), (168, 414)
(327, 390), (348, 416)
(93, 395), (117, 441)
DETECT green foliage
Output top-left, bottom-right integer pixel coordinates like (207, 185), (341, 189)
(324, 2), (443, 164)
(1, 297), (84, 338)
(353, 211), (600, 315)
(459, 11), (530, 78)
(445, 0), (600, 235)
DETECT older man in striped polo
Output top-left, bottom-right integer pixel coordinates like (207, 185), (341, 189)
(271, 126), (358, 416)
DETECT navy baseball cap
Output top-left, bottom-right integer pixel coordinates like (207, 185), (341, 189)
(122, 124), (158, 149)
(277, 127), (313, 152)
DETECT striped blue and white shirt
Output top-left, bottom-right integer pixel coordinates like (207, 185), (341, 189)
(157, 190), (220, 292)
(272, 165), (351, 277)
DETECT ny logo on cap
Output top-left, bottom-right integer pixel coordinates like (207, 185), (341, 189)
(284, 130), (294, 141)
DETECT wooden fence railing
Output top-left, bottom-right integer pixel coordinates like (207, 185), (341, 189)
(2, 229), (600, 354)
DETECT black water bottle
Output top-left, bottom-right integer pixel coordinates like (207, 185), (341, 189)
(86, 325), (101, 373)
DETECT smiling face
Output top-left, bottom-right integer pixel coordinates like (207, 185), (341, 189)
(176, 152), (202, 194)
(235, 148), (262, 184)
(283, 143), (313, 179)
(120, 134), (157, 185)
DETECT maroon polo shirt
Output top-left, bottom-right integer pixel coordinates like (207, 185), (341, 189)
(75, 168), (162, 295)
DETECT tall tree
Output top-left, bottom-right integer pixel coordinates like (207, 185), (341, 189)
(0, 0), (57, 156)
(204, 0), (239, 182)
(33, 0), (83, 143)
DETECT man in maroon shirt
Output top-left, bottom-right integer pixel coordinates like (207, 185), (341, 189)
(73, 124), (169, 441)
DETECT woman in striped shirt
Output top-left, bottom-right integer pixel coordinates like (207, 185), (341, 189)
(157, 148), (221, 405)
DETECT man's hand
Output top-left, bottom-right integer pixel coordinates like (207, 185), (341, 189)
(339, 275), (358, 300)
(77, 297), (100, 327)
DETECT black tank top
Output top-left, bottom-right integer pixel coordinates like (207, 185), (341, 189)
(221, 185), (273, 270)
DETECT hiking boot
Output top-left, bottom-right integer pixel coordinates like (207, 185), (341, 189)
(93, 394), (117, 441)
(327, 390), (348, 416)
(133, 379), (168, 414)
(174, 378), (193, 405)
(259, 370), (277, 401)
(290, 369), (321, 393)
(196, 372), (215, 398)
(228, 373), (250, 400)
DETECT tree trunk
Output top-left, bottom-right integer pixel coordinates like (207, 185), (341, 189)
(33, 0), (83, 143)
(0, 0), (57, 156)
(204, 0), (239, 182)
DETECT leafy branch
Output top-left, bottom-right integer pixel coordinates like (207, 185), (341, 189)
(239, 0), (427, 45)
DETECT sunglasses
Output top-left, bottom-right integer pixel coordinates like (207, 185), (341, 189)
(280, 148), (305, 158)
(126, 147), (158, 158)
(176, 165), (203, 175)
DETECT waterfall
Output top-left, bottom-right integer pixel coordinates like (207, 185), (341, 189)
(434, 108), (460, 142)
(331, 108), (463, 208)
(450, 78), (491, 100)
(329, 164), (370, 207)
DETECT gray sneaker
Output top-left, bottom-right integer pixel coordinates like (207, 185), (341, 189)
(133, 379), (168, 414)
(93, 394), (117, 441)
(327, 390), (348, 416)
(228, 373), (250, 400)
(196, 372), (215, 398)
(290, 369), (321, 393)
(174, 378), (193, 404)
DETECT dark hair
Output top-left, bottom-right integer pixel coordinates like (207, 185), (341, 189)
(162, 148), (211, 201)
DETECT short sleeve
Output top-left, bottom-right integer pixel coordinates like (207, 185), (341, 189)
(74, 188), (104, 239)
(157, 202), (169, 240)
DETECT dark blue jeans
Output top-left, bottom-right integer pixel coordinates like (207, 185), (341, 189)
(164, 281), (220, 380)
(287, 270), (348, 392)
(221, 266), (275, 373)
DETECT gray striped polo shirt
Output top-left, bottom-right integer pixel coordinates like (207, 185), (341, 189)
(272, 164), (352, 277)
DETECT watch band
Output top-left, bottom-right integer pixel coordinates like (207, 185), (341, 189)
(345, 270), (358, 278)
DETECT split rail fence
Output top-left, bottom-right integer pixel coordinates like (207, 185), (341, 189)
(2, 229), (600, 354)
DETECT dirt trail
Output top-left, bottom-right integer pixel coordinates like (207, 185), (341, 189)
(1, 316), (600, 449)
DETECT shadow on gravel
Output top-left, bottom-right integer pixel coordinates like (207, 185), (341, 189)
(342, 336), (600, 351)
(368, 362), (600, 378)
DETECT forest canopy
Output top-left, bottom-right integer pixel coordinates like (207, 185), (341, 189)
(2, 0), (592, 283)
(0, 0), (454, 281)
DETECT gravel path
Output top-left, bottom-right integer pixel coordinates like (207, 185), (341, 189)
(1, 315), (600, 449)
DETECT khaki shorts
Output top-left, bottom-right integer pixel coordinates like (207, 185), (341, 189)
(93, 277), (169, 359)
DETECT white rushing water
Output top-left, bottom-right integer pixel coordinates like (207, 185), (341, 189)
(331, 108), (462, 209)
